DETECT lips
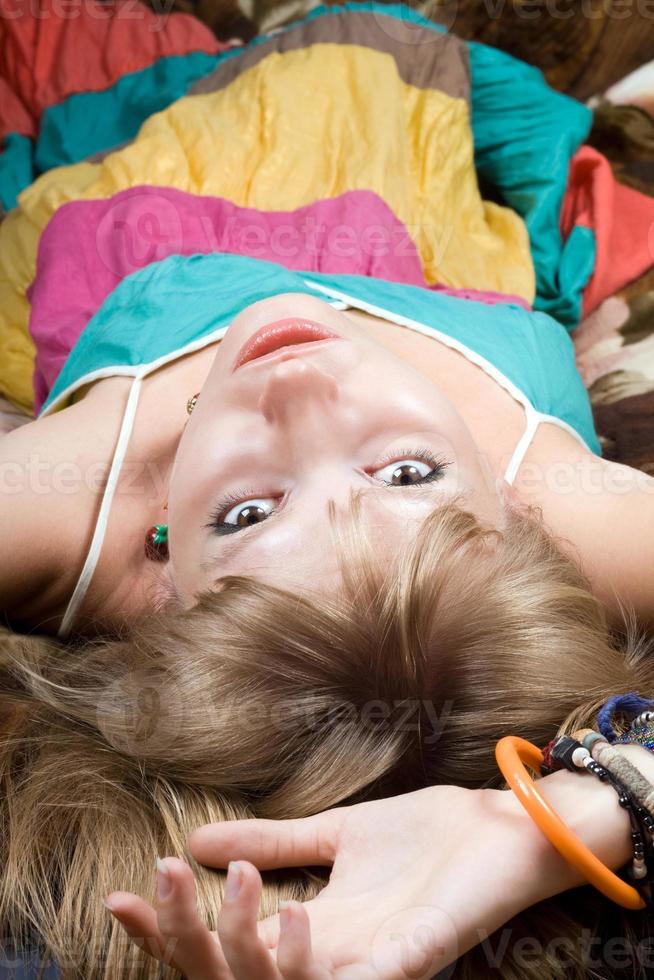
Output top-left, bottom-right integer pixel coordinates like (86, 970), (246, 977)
(232, 318), (342, 371)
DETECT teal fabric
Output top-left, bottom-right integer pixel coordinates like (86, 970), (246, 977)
(468, 40), (594, 329)
(35, 52), (218, 172)
(557, 224), (597, 326)
(41, 253), (601, 457)
(0, 133), (34, 211)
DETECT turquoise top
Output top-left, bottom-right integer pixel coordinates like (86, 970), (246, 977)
(40, 252), (601, 457)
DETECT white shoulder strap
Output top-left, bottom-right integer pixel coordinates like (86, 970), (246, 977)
(503, 406), (540, 486)
(58, 376), (143, 637)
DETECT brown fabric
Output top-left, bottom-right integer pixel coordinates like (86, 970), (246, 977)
(141, 1), (654, 102)
(343, 0), (653, 99)
(143, 0), (258, 41)
(587, 100), (654, 193)
(430, 0), (608, 92)
(566, 6), (654, 100)
(189, 7), (470, 101)
(591, 390), (654, 476)
(195, 0), (258, 41)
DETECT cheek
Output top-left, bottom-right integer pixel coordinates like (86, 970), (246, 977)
(168, 449), (209, 527)
(167, 451), (214, 589)
(169, 413), (237, 507)
(363, 366), (465, 436)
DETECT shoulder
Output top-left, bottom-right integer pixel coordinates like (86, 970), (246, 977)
(514, 421), (654, 632)
(0, 395), (124, 630)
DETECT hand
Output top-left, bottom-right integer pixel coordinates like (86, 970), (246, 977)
(106, 784), (553, 979)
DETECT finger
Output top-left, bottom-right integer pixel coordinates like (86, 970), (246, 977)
(257, 912), (281, 949)
(189, 812), (341, 870)
(105, 891), (172, 964)
(218, 861), (281, 979)
(276, 901), (330, 980)
(154, 857), (233, 980)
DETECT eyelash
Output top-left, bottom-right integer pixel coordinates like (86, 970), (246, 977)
(206, 488), (267, 535)
(206, 449), (452, 534)
(371, 448), (451, 483)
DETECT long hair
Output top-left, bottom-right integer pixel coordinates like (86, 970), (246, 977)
(1, 500), (653, 978)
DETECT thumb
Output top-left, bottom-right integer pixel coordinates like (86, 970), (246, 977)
(188, 810), (342, 870)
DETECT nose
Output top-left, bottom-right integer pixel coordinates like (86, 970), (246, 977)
(258, 357), (338, 424)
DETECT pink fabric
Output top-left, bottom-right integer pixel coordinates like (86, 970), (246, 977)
(29, 185), (529, 410)
(561, 146), (654, 318)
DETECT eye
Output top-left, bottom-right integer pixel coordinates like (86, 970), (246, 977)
(371, 451), (450, 487)
(208, 495), (277, 535)
(224, 498), (276, 526)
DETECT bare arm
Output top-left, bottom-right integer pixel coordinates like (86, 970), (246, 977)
(598, 462), (654, 635)
(106, 743), (654, 978)
(0, 421), (67, 624)
(516, 427), (654, 635)
(558, 455), (654, 635)
(0, 407), (104, 628)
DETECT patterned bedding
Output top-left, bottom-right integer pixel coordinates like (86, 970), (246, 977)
(1, 0), (653, 478)
(575, 74), (654, 474)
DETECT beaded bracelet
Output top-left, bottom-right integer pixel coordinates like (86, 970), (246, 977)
(495, 736), (646, 909)
(596, 694), (654, 749)
(541, 695), (654, 817)
(613, 711), (654, 752)
(572, 728), (654, 825)
(547, 734), (654, 903)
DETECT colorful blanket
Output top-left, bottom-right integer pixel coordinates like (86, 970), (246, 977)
(0, 0), (652, 422)
(573, 64), (654, 475)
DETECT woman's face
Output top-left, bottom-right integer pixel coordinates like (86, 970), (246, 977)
(166, 292), (510, 605)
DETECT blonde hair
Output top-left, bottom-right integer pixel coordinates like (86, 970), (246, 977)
(1, 500), (653, 979)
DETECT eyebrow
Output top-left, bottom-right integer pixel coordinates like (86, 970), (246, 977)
(200, 482), (463, 572)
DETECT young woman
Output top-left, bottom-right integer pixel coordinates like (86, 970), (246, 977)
(2, 6), (654, 977)
(2, 251), (654, 977)
(2, 256), (654, 639)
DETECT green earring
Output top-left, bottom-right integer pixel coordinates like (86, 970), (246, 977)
(145, 523), (169, 561)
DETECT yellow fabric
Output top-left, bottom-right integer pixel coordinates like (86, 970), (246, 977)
(0, 43), (535, 410)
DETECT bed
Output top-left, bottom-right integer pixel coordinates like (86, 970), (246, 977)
(1, 0), (653, 477)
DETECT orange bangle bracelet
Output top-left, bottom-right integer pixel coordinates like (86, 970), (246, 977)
(495, 735), (645, 910)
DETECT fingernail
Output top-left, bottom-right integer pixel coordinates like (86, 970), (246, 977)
(103, 897), (117, 913)
(156, 857), (173, 901)
(224, 861), (243, 901)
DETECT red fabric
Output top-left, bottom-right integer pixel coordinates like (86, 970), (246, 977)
(0, 0), (221, 141)
(0, 77), (33, 137)
(561, 145), (654, 318)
